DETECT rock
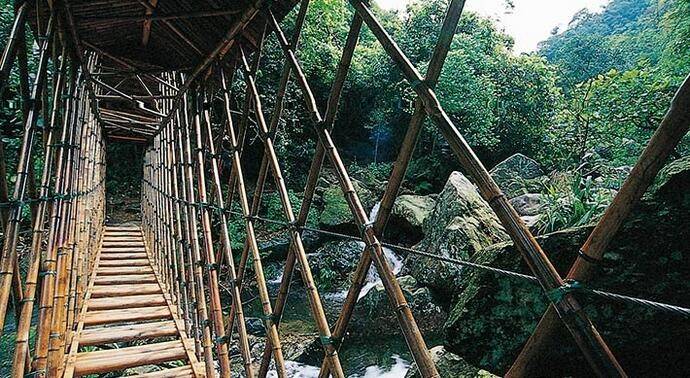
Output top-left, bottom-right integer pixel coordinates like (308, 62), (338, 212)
(393, 195), (437, 227)
(509, 193), (544, 216)
(245, 317), (266, 337)
(405, 346), (497, 378)
(386, 194), (437, 245)
(651, 155), (690, 205)
(258, 230), (321, 262)
(307, 240), (364, 290)
(406, 172), (508, 299)
(490, 153), (545, 198)
(444, 162), (690, 376)
(350, 275), (446, 339)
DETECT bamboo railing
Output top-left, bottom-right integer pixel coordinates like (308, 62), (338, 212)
(1, 1), (689, 377)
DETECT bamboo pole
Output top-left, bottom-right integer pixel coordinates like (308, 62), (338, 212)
(180, 91), (217, 377)
(0, 15), (54, 336)
(236, 47), (345, 377)
(34, 67), (81, 374)
(207, 68), (255, 377)
(318, 2), (465, 376)
(215, 66), (289, 377)
(266, 10), (440, 377)
(507, 73), (690, 376)
(348, 1), (625, 376)
(192, 90), (231, 377)
(0, 1), (28, 96)
(11, 45), (68, 378)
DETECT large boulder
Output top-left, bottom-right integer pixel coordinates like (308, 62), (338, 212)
(405, 346), (497, 378)
(444, 159), (690, 376)
(406, 172), (508, 299)
(490, 153), (545, 198)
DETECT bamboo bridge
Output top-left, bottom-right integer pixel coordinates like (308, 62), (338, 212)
(0, 0), (689, 377)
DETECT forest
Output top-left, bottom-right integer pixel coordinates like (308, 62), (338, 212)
(1, 0), (689, 376)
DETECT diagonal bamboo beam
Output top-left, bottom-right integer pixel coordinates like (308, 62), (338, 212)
(237, 46), (345, 377)
(318, 2), (466, 376)
(0, 1), (28, 96)
(348, 0), (625, 376)
(507, 73), (690, 376)
(142, 0), (159, 46)
(259, 10), (363, 378)
(208, 69), (254, 376)
(265, 9), (440, 377)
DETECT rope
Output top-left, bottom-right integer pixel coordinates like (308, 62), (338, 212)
(0, 179), (106, 209)
(140, 179), (690, 319)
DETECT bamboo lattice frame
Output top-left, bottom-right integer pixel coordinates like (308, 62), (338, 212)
(0, 0), (689, 377)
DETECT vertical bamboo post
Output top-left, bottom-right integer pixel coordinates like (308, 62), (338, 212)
(193, 90), (232, 377)
(348, 1), (625, 376)
(180, 91), (217, 377)
(266, 10), (440, 377)
(34, 67), (81, 374)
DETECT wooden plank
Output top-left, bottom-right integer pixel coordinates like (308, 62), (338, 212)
(94, 274), (158, 285)
(102, 237), (144, 242)
(146, 243), (204, 377)
(87, 294), (167, 310)
(97, 266), (154, 275)
(101, 247), (147, 252)
(73, 340), (186, 376)
(98, 259), (150, 267)
(83, 306), (171, 326)
(78, 321), (178, 346)
(130, 365), (195, 378)
(105, 226), (141, 231)
(91, 283), (161, 298)
(99, 252), (149, 260)
(102, 241), (146, 247)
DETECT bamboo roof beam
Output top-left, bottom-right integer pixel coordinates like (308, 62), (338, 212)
(154, 0), (265, 136)
(77, 8), (244, 26)
(141, 0), (158, 46)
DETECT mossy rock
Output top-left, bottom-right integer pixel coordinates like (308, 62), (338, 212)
(444, 184), (690, 376)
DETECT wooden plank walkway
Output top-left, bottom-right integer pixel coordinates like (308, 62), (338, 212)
(64, 225), (204, 377)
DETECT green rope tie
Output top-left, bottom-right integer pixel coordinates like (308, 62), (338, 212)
(547, 279), (583, 304)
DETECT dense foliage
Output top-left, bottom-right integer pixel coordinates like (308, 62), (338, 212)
(245, 0), (689, 198)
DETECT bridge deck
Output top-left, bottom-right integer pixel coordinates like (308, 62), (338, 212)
(64, 225), (203, 377)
